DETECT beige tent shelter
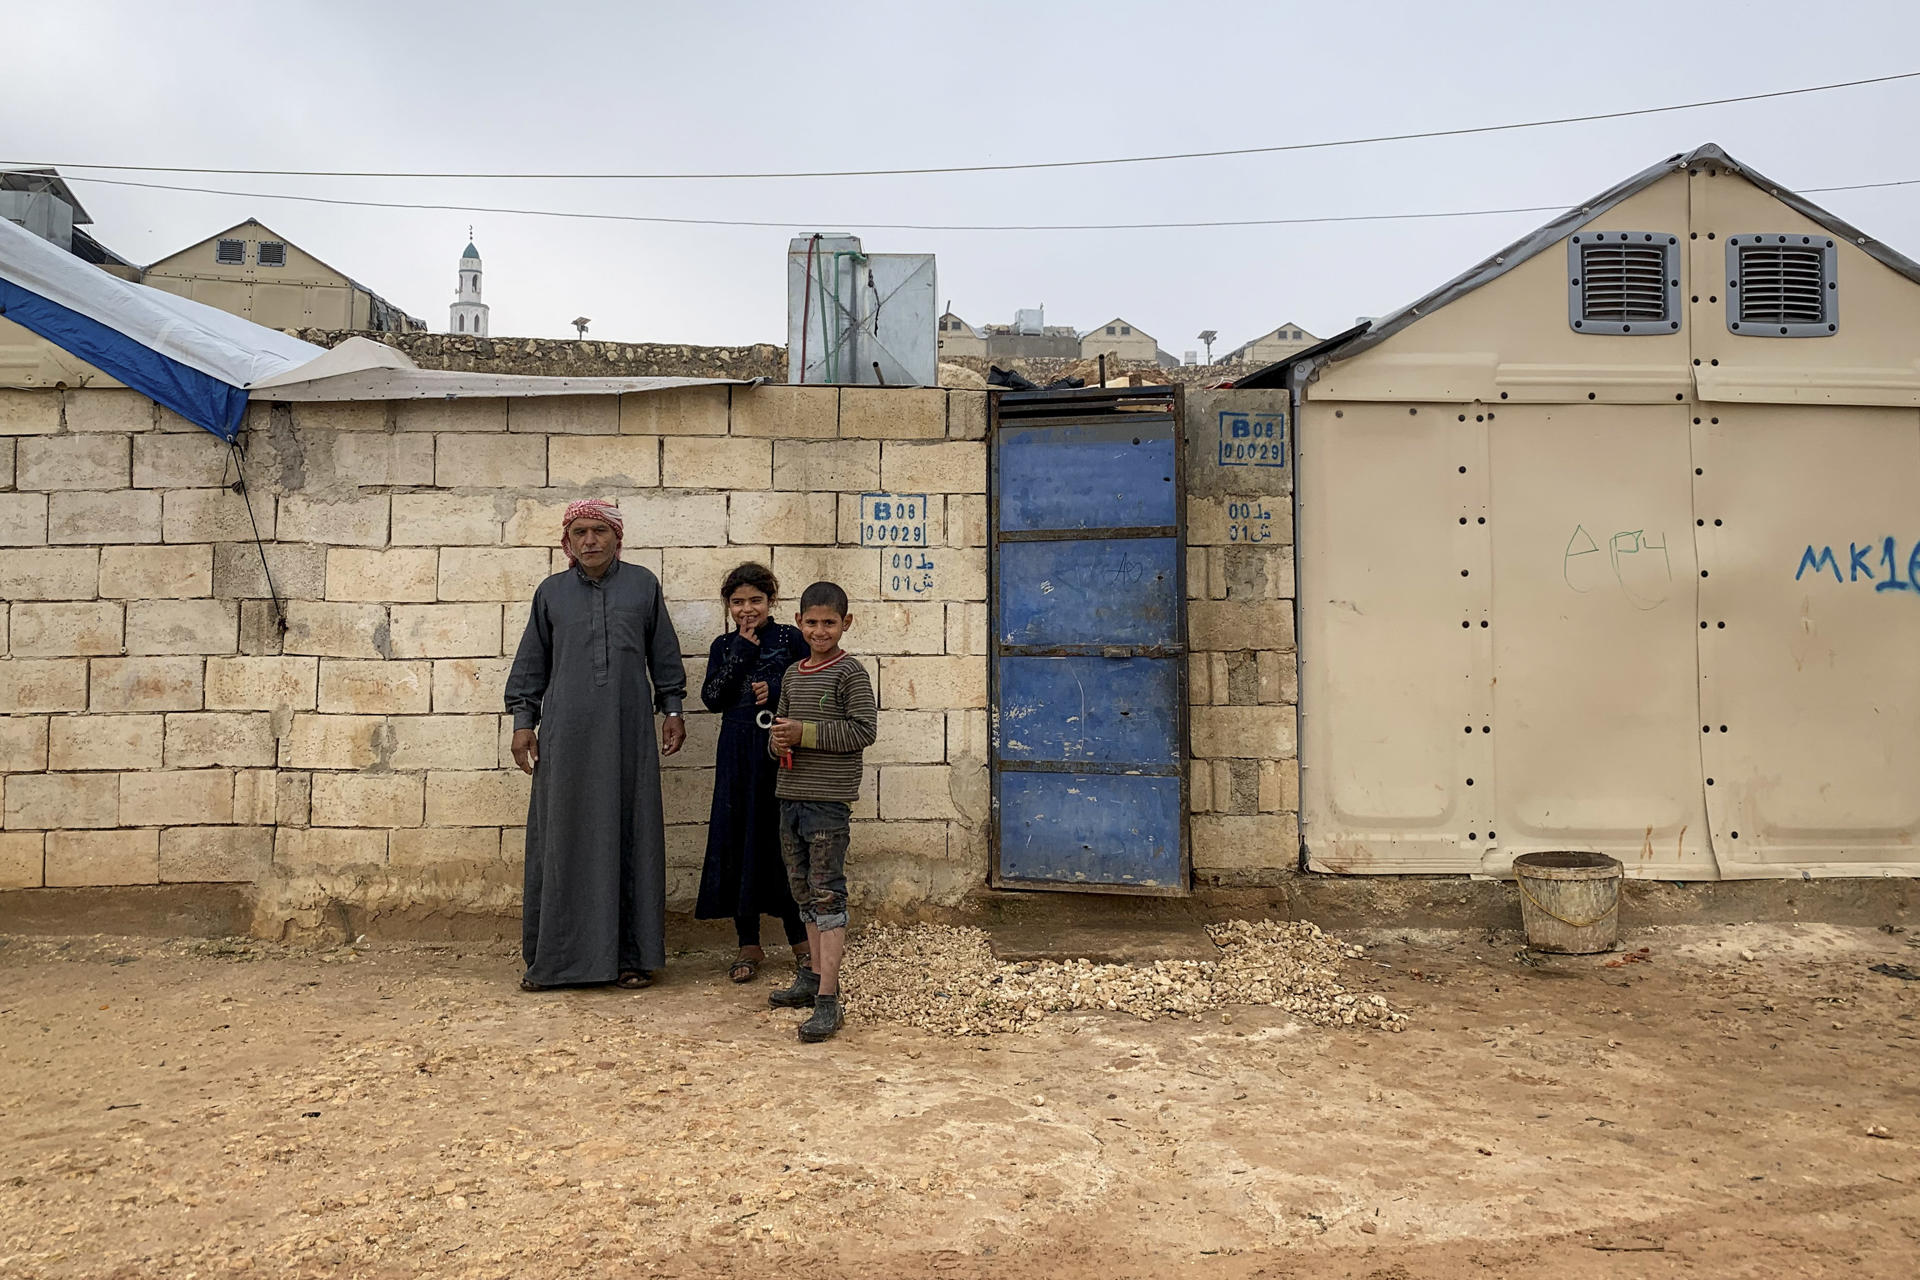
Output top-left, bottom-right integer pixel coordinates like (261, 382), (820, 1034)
(1290, 143), (1920, 881)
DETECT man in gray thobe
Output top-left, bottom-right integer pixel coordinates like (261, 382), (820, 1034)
(506, 499), (686, 989)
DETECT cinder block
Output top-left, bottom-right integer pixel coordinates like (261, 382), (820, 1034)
(661, 766), (715, 826)
(132, 433), (230, 488)
(1189, 761), (1214, 813)
(948, 391), (989, 440)
(61, 388), (152, 432)
(276, 771), (312, 826)
(668, 599), (723, 646)
(232, 768), (276, 824)
(101, 544), (211, 599)
(311, 772), (424, 827)
(163, 712), (277, 768)
(436, 434), (546, 487)
(0, 547), (98, 599)
(878, 765), (960, 821)
(160, 826), (271, 882)
(879, 441), (986, 494)
(389, 715), (498, 770)
(438, 548), (549, 602)
(276, 494), (389, 547)
(1189, 599), (1295, 652)
(212, 542), (327, 600)
(0, 389), (62, 435)
(394, 399), (506, 433)
(204, 656), (318, 710)
(239, 600), (282, 657)
(17, 434), (130, 490)
(847, 601), (945, 655)
(1258, 759), (1300, 813)
(283, 601), (389, 659)
(0, 438), (12, 488)
(0, 659), (89, 712)
(125, 599), (237, 655)
(508, 395), (619, 435)
(0, 492), (48, 544)
(318, 659), (431, 714)
(946, 708), (988, 764)
(0, 832), (43, 888)
(1191, 813), (1298, 879)
(1186, 496), (1295, 549)
(846, 820), (948, 866)
(6, 772), (118, 828)
(592, 492), (727, 547)
(503, 497), (582, 548)
(274, 826), (388, 869)
(662, 437), (773, 490)
(727, 491), (837, 545)
(0, 716), (49, 770)
(389, 827), (502, 867)
(944, 602), (988, 656)
(279, 714), (384, 770)
(772, 439), (876, 491)
(1221, 544), (1294, 602)
(618, 386), (730, 436)
(424, 769), (530, 826)
(89, 656), (203, 712)
(839, 388), (948, 440)
(327, 432), (436, 488)
(49, 490), (162, 544)
(1190, 704), (1296, 759)
(164, 489), (272, 542)
(9, 602), (124, 657)
(120, 769), (234, 826)
(325, 548), (438, 603)
(45, 828), (159, 886)
(390, 604), (503, 658)
(429, 657), (512, 715)
(881, 547), (985, 602)
(1257, 650), (1298, 704)
(771, 546), (882, 598)
(658, 710), (721, 769)
(1188, 653), (1211, 706)
(878, 656), (986, 710)
(729, 386), (838, 438)
(49, 714), (164, 771)
(290, 401), (387, 433)
(548, 437), (661, 488)
(661, 546), (771, 602)
(868, 710), (946, 764)
(391, 493), (502, 546)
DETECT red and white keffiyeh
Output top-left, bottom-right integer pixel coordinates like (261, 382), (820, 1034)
(560, 498), (624, 566)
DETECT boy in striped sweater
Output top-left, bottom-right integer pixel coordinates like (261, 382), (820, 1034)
(766, 581), (878, 1042)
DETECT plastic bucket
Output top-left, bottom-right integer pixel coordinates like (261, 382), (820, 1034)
(1512, 851), (1623, 954)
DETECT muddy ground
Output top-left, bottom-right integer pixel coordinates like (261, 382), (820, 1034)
(1, 921), (1916, 1279)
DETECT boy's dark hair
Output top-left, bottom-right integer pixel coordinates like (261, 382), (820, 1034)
(720, 561), (779, 601)
(798, 580), (850, 616)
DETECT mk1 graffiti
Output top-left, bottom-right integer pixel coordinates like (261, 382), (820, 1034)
(1795, 538), (1920, 591)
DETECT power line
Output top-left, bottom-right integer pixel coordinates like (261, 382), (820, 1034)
(7, 70), (1918, 183)
(13, 170), (1916, 234)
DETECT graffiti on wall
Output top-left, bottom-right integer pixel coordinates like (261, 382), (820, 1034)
(1564, 524), (1673, 610)
(1795, 539), (1920, 591)
(859, 493), (930, 547)
(1227, 499), (1277, 543)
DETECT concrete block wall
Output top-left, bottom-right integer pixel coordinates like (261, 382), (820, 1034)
(0, 384), (995, 931)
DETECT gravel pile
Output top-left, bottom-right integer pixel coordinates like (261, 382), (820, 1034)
(841, 919), (1407, 1036)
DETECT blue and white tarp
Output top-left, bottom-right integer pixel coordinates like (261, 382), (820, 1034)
(0, 214), (322, 441)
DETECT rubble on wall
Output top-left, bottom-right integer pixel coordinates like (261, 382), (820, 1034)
(940, 354), (1256, 390)
(286, 329), (787, 381)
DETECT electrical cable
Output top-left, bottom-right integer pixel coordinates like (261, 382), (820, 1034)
(6, 170), (1915, 233)
(6, 70), (1916, 182)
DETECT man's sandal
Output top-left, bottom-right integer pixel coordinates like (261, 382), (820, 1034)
(615, 970), (652, 989)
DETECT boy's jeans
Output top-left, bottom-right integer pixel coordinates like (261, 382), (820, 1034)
(777, 800), (851, 931)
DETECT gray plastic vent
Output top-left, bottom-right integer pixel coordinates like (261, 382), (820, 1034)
(258, 241), (287, 267)
(1726, 234), (1837, 336)
(1568, 231), (1681, 334)
(215, 238), (245, 265)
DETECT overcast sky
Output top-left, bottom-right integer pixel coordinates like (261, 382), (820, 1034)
(7, 1), (1918, 355)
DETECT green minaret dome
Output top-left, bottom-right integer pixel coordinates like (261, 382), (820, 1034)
(462, 242), (480, 259)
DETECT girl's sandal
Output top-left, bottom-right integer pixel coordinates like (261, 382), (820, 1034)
(728, 948), (763, 984)
(615, 970), (652, 990)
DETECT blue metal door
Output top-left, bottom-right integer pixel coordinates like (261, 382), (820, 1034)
(990, 388), (1189, 893)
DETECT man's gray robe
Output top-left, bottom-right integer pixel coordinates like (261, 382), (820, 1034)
(505, 560), (685, 984)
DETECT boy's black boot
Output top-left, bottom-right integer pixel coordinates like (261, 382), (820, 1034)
(768, 965), (820, 1010)
(798, 993), (843, 1043)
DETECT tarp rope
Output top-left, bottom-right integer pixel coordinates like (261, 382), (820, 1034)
(227, 437), (285, 636)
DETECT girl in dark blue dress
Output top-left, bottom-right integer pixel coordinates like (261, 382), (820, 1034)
(695, 563), (811, 983)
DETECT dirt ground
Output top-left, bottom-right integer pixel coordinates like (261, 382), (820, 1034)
(2, 920), (1917, 1279)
